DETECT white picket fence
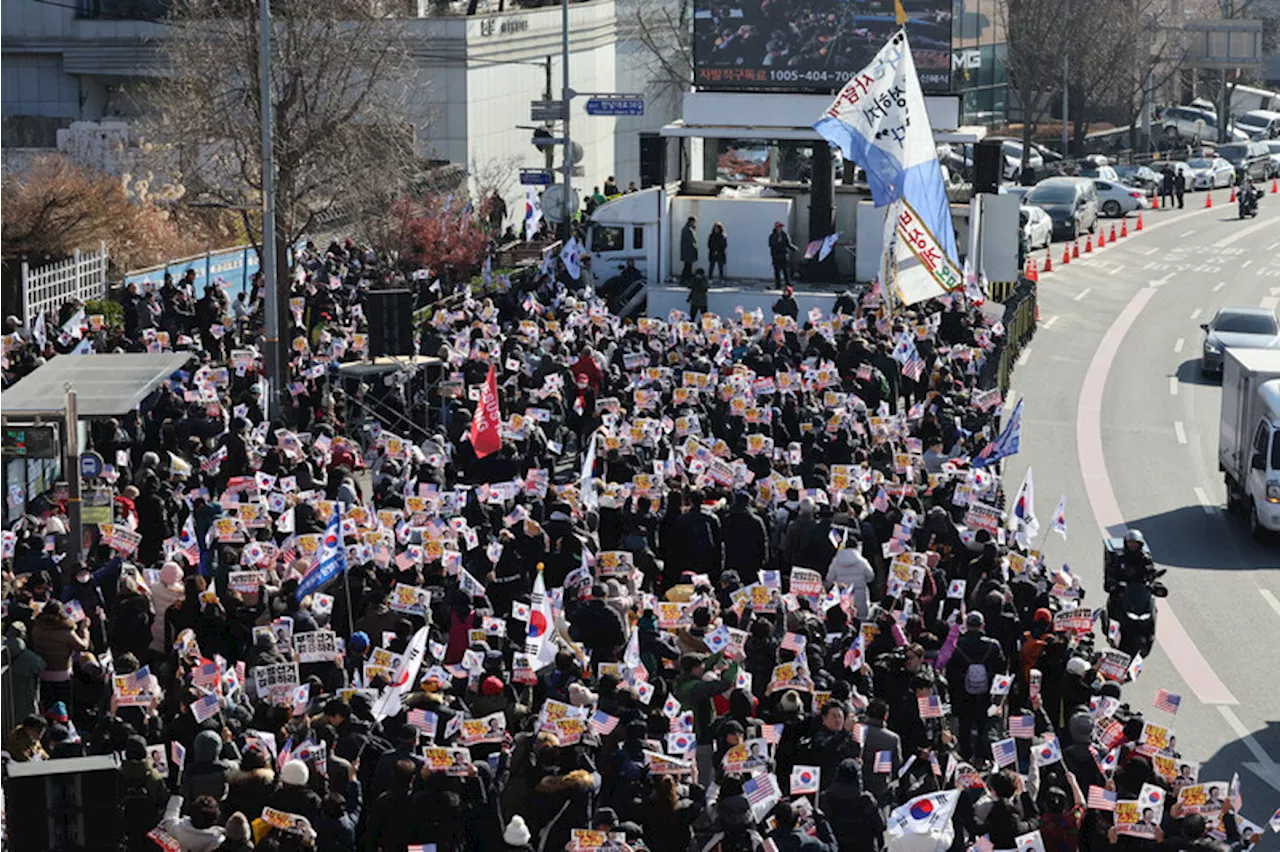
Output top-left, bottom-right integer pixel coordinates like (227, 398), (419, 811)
(20, 241), (109, 328)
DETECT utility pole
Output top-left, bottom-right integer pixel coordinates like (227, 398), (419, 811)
(545, 56), (555, 173)
(64, 386), (81, 562)
(259, 0), (281, 420)
(561, 0), (573, 236)
(1061, 0), (1069, 155)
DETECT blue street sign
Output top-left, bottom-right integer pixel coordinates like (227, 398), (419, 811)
(585, 97), (645, 117)
(520, 169), (553, 186)
(80, 451), (103, 480)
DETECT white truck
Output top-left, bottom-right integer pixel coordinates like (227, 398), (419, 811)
(1219, 347), (1280, 538)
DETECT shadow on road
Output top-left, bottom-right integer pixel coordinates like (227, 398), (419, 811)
(1196, 718), (1280, 829)
(1175, 357), (1221, 388)
(1119, 503), (1280, 570)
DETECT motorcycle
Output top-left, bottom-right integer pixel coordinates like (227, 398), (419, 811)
(1101, 537), (1169, 658)
(1238, 185), (1260, 219)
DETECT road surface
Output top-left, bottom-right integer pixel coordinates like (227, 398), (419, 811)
(1004, 187), (1280, 827)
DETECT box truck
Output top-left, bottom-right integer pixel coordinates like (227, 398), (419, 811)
(1219, 347), (1280, 538)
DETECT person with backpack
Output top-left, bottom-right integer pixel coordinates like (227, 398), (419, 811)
(859, 698), (901, 808)
(945, 611), (1007, 764)
(118, 735), (169, 846)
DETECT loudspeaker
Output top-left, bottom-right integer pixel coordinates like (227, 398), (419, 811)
(365, 288), (413, 357)
(7, 754), (123, 850)
(639, 133), (665, 189)
(974, 140), (1004, 194)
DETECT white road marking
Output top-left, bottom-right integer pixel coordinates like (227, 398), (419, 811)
(1170, 376), (1179, 396)
(1174, 421), (1187, 444)
(1142, 247), (1159, 256)
(1042, 315), (1059, 329)
(1212, 281), (1225, 291)
(1241, 260), (1252, 269)
(1004, 393), (1017, 412)
(1261, 297), (1279, 311)
(1218, 706), (1280, 794)
(1018, 347), (1033, 367)
(1191, 308), (1202, 320)
(1260, 588), (1280, 619)
(1181, 229), (1195, 237)
(1174, 337), (1185, 354)
(1215, 216), (1277, 248)
(1269, 241), (1280, 251)
(1074, 287), (1092, 302)
(1193, 486), (1215, 513)
(1110, 265), (1125, 275)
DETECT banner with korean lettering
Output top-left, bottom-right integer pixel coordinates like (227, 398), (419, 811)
(882, 198), (963, 307)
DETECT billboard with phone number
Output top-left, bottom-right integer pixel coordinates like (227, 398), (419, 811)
(693, 0), (952, 94)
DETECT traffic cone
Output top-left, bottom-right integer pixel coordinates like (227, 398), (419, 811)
(1026, 261), (1038, 283)
(1121, 219), (1128, 238)
(1062, 245), (1071, 265)
(1097, 228), (1106, 248)
(1229, 186), (1236, 203)
(1043, 251), (1053, 273)
(1272, 177), (1278, 194)
(1136, 212), (1144, 231)
(1085, 236), (1093, 253)
(1205, 191), (1212, 209)
(1110, 223), (1118, 243)
(1072, 240), (1080, 259)
(1152, 193), (1159, 209)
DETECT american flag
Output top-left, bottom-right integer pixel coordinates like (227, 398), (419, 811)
(588, 710), (620, 736)
(191, 661), (220, 691)
(969, 836), (995, 852)
(917, 694), (944, 719)
(744, 773), (781, 807)
(1086, 785), (1117, 811)
(780, 632), (807, 653)
(762, 723), (783, 745)
(407, 709), (437, 736)
(902, 352), (926, 383)
(1153, 688), (1181, 715)
(991, 737), (1018, 768)
(873, 750), (893, 773)
(1008, 714), (1035, 739)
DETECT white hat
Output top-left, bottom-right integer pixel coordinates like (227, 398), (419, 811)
(280, 759), (309, 787)
(504, 815), (532, 846)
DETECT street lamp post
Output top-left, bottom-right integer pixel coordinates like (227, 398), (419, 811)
(259, 0), (281, 420)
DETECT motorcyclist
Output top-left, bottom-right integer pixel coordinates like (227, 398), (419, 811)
(1108, 528), (1155, 589)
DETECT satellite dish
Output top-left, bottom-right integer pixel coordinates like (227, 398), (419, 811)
(540, 185), (580, 222)
(569, 141), (584, 165)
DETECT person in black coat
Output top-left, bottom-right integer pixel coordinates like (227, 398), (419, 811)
(820, 758), (885, 851)
(568, 585), (628, 663)
(945, 612), (1007, 763)
(708, 222), (728, 280)
(722, 492), (769, 576)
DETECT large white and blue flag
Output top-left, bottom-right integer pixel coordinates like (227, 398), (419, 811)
(973, 398), (1023, 468)
(814, 30), (958, 266)
(296, 508), (347, 601)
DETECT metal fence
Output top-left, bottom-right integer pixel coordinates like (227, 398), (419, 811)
(19, 242), (110, 328)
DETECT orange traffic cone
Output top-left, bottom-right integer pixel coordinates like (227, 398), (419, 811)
(1136, 212), (1144, 231)
(1230, 186), (1236, 203)
(1205, 191), (1213, 209)
(1062, 245), (1071, 265)
(1085, 236), (1093, 253)
(1110, 223), (1117, 243)
(1026, 261), (1038, 283)
(1072, 240), (1080, 259)
(1272, 177), (1278, 194)
(1153, 193), (1159, 209)
(1097, 229), (1106, 248)
(1121, 219), (1128, 238)
(1043, 251), (1053, 273)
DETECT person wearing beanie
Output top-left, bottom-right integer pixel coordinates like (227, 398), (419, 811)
(945, 608), (1006, 764)
(181, 729), (238, 807)
(118, 735), (169, 843)
(503, 814), (533, 851)
(148, 561), (186, 654)
(268, 759), (322, 825)
(221, 812), (254, 852)
(777, 689), (805, 717)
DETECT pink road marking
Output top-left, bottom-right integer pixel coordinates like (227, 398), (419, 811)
(1075, 286), (1238, 705)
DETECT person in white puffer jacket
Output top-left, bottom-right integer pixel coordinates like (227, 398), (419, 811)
(147, 561), (185, 654)
(826, 542), (874, 618)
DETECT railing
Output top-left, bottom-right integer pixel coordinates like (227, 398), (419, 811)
(123, 244), (261, 298)
(19, 242), (109, 328)
(989, 278), (1038, 397)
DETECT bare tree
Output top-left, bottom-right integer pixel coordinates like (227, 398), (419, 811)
(1102, 0), (1192, 154)
(1001, 0), (1077, 170)
(146, 0), (419, 302)
(623, 0), (695, 104)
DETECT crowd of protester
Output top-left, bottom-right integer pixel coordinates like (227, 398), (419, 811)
(0, 234), (1271, 852)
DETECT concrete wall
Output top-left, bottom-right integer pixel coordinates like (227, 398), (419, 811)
(668, 195), (793, 281)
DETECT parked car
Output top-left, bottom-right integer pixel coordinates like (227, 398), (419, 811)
(1216, 141), (1275, 182)
(1264, 140), (1280, 176)
(1162, 106), (1249, 143)
(1078, 163), (1119, 181)
(1235, 109), (1280, 140)
(983, 138), (1044, 180)
(1184, 156), (1236, 190)
(1025, 177), (1098, 239)
(1112, 164), (1160, 194)
(1021, 205), (1054, 249)
(1093, 179), (1150, 217)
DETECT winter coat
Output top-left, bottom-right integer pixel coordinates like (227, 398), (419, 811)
(161, 795), (226, 852)
(108, 590), (154, 660)
(148, 578), (185, 653)
(722, 505), (769, 575)
(226, 766), (277, 822)
(860, 718), (901, 806)
(30, 608), (90, 677)
(820, 766), (884, 851)
(180, 730), (236, 804)
(680, 224), (698, 263)
(825, 548), (873, 618)
(118, 758), (169, 841)
(530, 769), (597, 852)
(3, 634), (46, 725)
(673, 656), (739, 740)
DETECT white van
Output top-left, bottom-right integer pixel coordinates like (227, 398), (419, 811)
(1236, 109), (1280, 140)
